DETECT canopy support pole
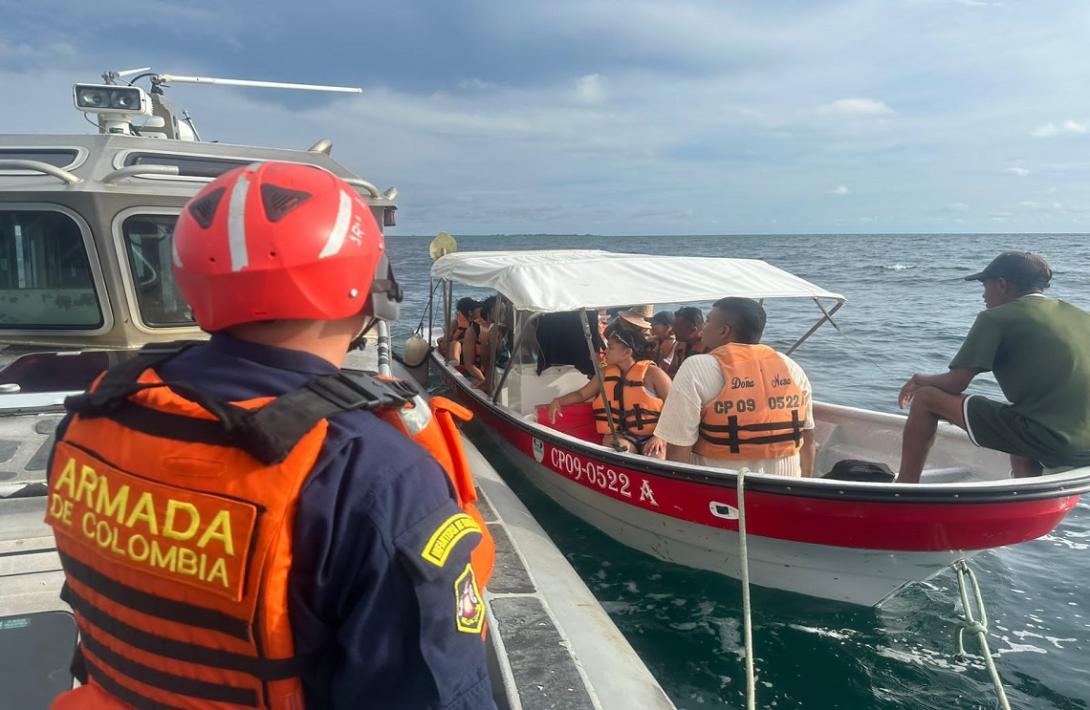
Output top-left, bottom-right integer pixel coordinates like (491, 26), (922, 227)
(492, 312), (541, 404)
(427, 278), (435, 346)
(786, 299), (844, 356)
(443, 280), (453, 345)
(485, 301), (504, 395)
(580, 311), (624, 451)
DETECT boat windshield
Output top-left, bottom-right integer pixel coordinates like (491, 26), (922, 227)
(121, 214), (194, 327)
(0, 209), (103, 329)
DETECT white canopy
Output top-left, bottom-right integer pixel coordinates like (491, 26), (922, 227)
(430, 250), (844, 313)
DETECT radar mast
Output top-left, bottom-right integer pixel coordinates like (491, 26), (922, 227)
(74, 68), (362, 141)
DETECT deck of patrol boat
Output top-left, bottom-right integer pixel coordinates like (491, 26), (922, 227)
(0, 342), (673, 710)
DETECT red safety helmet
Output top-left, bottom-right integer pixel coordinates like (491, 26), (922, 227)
(173, 161), (401, 332)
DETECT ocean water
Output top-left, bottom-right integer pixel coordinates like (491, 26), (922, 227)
(387, 233), (1090, 710)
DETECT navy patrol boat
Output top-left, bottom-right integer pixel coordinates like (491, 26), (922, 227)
(0, 69), (671, 710)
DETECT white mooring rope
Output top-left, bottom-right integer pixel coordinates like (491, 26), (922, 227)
(953, 560), (1011, 710)
(736, 467), (757, 710)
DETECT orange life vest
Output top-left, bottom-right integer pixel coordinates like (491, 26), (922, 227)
(452, 312), (470, 343)
(45, 349), (493, 710)
(592, 360), (664, 438)
(376, 385), (494, 590)
(694, 343), (805, 460)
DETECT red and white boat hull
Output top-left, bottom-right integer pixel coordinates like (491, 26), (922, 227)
(436, 359), (1089, 606)
(476, 422), (971, 605)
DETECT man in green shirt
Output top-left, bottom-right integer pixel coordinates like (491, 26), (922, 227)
(898, 251), (1090, 483)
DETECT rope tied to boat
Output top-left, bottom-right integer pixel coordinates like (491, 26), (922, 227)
(952, 559), (1011, 710)
(736, 466), (756, 710)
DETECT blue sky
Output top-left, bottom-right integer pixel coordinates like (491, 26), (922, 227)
(3, 0), (1089, 235)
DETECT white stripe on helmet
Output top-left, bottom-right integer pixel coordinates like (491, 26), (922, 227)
(172, 233), (182, 268)
(318, 190), (353, 259)
(227, 173), (251, 272)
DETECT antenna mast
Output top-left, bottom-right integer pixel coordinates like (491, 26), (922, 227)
(79, 68), (363, 141)
(153, 75), (362, 94)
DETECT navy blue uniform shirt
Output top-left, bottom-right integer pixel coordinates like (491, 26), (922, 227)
(157, 335), (495, 710)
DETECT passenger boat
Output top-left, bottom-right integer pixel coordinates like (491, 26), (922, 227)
(426, 249), (1090, 606)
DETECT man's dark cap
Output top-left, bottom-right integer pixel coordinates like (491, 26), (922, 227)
(965, 251), (1052, 290)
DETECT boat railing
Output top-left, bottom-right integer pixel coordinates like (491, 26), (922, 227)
(342, 177), (381, 199)
(101, 164), (181, 183)
(0, 160), (81, 185)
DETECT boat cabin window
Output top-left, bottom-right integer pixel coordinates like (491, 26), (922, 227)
(0, 351), (130, 394)
(123, 153), (251, 179)
(121, 215), (193, 326)
(0, 148), (79, 169)
(0, 210), (102, 328)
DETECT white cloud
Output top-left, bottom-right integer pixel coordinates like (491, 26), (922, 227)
(819, 98), (895, 117)
(573, 74), (606, 105)
(8, 1), (1090, 234)
(457, 78), (498, 91)
(1030, 120), (1088, 138)
(0, 38), (77, 61)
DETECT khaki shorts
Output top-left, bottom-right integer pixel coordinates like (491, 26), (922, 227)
(963, 395), (1090, 469)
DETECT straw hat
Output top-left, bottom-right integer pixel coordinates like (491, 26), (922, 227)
(617, 304), (654, 330)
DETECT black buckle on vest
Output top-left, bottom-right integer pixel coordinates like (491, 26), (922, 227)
(308, 374), (413, 412)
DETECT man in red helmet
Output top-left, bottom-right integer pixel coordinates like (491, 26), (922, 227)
(44, 162), (496, 709)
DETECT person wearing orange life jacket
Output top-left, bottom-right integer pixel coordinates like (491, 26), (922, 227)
(44, 162), (496, 710)
(667, 306), (707, 378)
(546, 328), (672, 457)
(650, 297), (816, 476)
(461, 295), (508, 390)
(439, 296), (481, 365)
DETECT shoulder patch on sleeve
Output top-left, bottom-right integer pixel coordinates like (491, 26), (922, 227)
(454, 563), (485, 634)
(395, 505), (483, 581)
(423, 513), (482, 568)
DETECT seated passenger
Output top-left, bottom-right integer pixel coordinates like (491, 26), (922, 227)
(546, 328), (672, 457)
(898, 252), (1090, 482)
(440, 297), (481, 365)
(648, 297), (815, 476)
(461, 295), (497, 387)
(668, 306), (706, 377)
(650, 311), (677, 370)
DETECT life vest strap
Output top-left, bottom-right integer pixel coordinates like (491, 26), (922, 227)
(622, 405), (660, 429)
(64, 342), (419, 465)
(698, 418), (800, 433)
(234, 374), (416, 464)
(82, 655), (187, 710)
(696, 410), (802, 454)
(59, 550), (252, 642)
(62, 584), (306, 681)
(698, 430), (803, 448)
(80, 628), (259, 707)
